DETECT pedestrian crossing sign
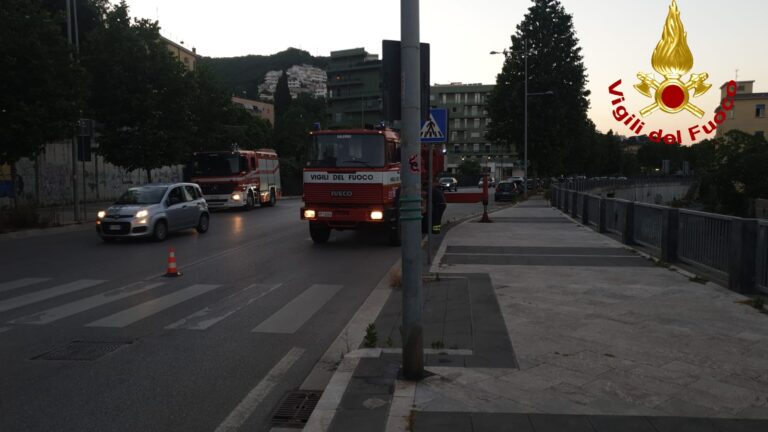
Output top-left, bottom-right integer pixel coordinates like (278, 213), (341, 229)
(420, 108), (448, 143)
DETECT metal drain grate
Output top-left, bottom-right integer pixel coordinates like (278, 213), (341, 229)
(33, 340), (131, 361)
(270, 390), (322, 428)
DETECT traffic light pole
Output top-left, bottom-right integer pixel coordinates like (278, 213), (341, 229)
(400, 0), (424, 380)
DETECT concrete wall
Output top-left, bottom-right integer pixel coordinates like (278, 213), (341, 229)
(0, 140), (184, 209)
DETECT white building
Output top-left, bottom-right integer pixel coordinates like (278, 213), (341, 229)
(258, 64), (327, 101)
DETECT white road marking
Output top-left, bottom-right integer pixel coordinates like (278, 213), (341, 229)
(0, 280), (106, 313)
(252, 284), (342, 334)
(214, 347), (304, 432)
(86, 284), (221, 328)
(166, 283), (281, 330)
(9, 281), (165, 325)
(0, 278), (51, 294)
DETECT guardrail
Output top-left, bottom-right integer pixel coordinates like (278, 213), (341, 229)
(550, 185), (765, 294)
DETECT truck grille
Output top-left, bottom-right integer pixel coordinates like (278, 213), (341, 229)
(304, 184), (384, 204)
(199, 183), (236, 195)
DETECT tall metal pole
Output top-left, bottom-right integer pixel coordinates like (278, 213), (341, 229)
(427, 142), (433, 265)
(523, 38), (528, 198)
(66, 0), (80, 222)
(400, 0), (424, 379)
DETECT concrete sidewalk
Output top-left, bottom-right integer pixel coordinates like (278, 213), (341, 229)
(307, 197), (768, 431)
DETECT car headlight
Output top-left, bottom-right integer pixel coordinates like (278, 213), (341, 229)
(303, 209), (316, 219)
(135, 210), (149, 219)
(370, 210), (383, 220)
(97, 211), (106, 219)
(232, 194), (241, 201)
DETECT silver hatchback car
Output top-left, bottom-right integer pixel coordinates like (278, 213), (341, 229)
(97, 183), (210, 242)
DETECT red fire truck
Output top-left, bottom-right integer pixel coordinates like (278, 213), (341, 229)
(191, 149), (281, 210)
(300, 127), (442, 245)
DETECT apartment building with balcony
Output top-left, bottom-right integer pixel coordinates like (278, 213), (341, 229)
(430, 83), (515, 179)
(715, 80), (768, 139)
(326, 48), (382, 128)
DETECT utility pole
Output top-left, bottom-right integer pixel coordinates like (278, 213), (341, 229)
(523, 38), (528, 198)
(66, 0), (80, 222)
(400, 0), (424, 379)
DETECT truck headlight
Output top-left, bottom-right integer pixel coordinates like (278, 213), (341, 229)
(303, 209), (316, 219)
(370, 211), (383, 220)
(135, 209), (148, 218)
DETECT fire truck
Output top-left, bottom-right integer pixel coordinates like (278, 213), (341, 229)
(191, 149), (281, 210)
(300, 127), (443, 245)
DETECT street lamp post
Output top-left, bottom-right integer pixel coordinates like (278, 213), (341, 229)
(491, 41), (553, 197)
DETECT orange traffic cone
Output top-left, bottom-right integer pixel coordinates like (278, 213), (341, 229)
(165, 247), (181, 277)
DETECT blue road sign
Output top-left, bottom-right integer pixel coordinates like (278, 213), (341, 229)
(420, 108), (448, 143)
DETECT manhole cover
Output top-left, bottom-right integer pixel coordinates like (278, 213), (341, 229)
(33, 340), (131, 361)
(270, 390), (322, 428)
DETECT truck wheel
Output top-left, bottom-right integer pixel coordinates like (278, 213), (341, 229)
(267, 188), (276, 207)
(388, 218), (401, 247)
(245, 192), (255, 210)
(309, 223), (331, 244)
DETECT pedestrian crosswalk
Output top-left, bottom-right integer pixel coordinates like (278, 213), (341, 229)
(0, 277), (343, 335)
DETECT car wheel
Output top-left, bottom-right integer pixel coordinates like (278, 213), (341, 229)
(309, 223), (331, 244)
(152, 220), (168, 242)
(245, 192), (255, 210)
(196, 213), (210, 234)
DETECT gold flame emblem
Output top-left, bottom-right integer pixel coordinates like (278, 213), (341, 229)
(634, 0), (711, 118)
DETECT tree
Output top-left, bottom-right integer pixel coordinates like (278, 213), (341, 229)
(458, 159), (482, 176)
(273, 70), (292, 127)
(274, 94), (326, 194)
(81, 1), (193, 182)
(487, 0), (592, 178)
(0, 0), (86, 165)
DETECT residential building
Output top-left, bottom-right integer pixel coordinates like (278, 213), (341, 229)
(715, 80), (768, 139)
(258, 65), (327, 101)
(326, 48), (383, 128)
(162, 36), (197, 71)
(231, 96), (274, 125)
(430, 83), (514, 179)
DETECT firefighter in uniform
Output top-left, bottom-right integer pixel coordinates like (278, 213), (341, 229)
(428, 181), (447, 234)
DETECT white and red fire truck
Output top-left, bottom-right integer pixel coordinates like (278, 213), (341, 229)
(300, 127), (442, 245)
(191, 149), (281, 210)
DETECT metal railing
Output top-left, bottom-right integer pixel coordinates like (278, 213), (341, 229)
(550, 183), (764, 294)
(758, 221), (768, 293)
(678, 210), (732, 274)
(633, 203), (664, 250)
(586, 195), (600, 227)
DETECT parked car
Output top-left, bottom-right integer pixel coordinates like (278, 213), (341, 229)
(494, 181), (519, 202)
(438, 177), (459, 192)
(477, 177), (496, 188)
(96, 183), (210, 242)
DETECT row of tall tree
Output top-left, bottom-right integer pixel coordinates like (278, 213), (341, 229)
(1, 0), (271, 181)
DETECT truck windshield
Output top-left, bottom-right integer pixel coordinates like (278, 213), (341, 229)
(309, 134), (385, 168)
(192, 153), (246, 176)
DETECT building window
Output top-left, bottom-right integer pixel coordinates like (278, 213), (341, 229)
(450, 131), (457, 142)
(473, 143), (480, 152)
(441, 94), (446, 103)
(464, 118), (468, 129)
(473, 118), (480, 128)
(429, 94), (435, 101)
(463, 143), (469, 152)
(474, 93), (481, 103)
(472, 106), (478, 116)
(756, 104), (766, 118)
(452, 107), (457, 113)
(486, 118), (491, 126)
(454, 119), (461, 129)
(464, 106), (469, 116)
(455, 93), (462, 103)
(470, 132), (480, 138)
(728, 109), (735, 119)
(485, 144), (491, 153)
(454, 144), (460, 153)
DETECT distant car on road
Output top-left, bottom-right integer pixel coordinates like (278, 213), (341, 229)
(494, 181), (519, 202)
(96, 183), (210, 242)
(439, 177), (459, 192)
(477, 177), (496, 188)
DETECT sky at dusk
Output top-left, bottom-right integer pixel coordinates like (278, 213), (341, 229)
(117, 0), (768, 142)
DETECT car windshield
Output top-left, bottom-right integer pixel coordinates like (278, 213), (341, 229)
(439, 178), (453, 183)
(114, 186), (168, 205)
(308, 134), (385, 168)
(192, 153), (246, 176)
(497, 183), (513, 191)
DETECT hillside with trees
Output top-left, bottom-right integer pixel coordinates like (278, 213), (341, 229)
(200, 48), (329, 99)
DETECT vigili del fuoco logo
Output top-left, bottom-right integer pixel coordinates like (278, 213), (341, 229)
(608, 0), (736, 145)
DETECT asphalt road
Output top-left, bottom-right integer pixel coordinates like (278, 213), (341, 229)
(0, 192), (509, 432)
